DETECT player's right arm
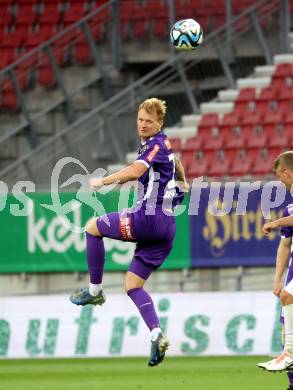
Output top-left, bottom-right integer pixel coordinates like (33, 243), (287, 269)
(274, 236), (292, 296)
(174, 155), (190, 193)
(263, 216), (293, 234)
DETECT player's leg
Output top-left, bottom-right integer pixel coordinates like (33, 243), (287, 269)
(265, 284), (293, 371)
(125, 270), (161, 335)
(125, 231), (175, 366)
(125, 267), (170, 367)
(70, 213), (123, 306)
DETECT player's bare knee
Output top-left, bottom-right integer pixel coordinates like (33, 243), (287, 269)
(125, 272), (145, 293)
(85, 218), (102, 237)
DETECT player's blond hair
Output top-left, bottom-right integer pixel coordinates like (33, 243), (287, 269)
(138, 98), (167, 122)
(274, 151), (293, 171)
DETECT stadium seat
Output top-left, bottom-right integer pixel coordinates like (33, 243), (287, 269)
(0, 47), (15, 69)
(220, 112), (245, 149)
(208, 149), (231, 178)
(25, 24), (57, 50)
(234, 88), (257, 117)
(186, 150), (210, 178)
(284, 112), (293, 140)
(278, 87), (293, 115)
(15, 6), (38, 25)
(229, 148), (252, 177)
(242, 112), (267, 148)
(250, 148), (274, 177)
(132, 9), (150, 39)
(256, 86), (279, 114)
(1, 79), (18, 111)
(272, 63), (293, 90)
(38, 64), (56, 87)
(153, 17), (169, 39)
(74, 38), (92, 65)
(0, 9), (13, 28)
(199, 113), (219, 130)
(39, 3), (61, 25)
(180, 137), (202, 170)
(63, 4), (87, 27)
(203, 125), (225, 150)
(263, 112), (290, 148)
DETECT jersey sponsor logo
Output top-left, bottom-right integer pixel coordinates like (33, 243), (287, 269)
(139, 144), (149, 155)
(120, 216), (134, 241)
(146, 144), (160, 162)
(164, 139), (172, 150)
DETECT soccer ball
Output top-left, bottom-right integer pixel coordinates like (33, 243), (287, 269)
(170, 19), (203, 51)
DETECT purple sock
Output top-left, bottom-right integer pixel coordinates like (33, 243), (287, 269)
(127, 288), (160, 331)
(86, 232), (105, 284)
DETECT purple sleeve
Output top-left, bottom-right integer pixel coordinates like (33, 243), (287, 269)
(280, 204), (293, 238)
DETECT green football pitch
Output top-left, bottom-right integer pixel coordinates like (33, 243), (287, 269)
(0, 356), (288, 390)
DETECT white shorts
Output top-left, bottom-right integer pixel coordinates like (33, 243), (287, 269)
(284, 279), (293, 295)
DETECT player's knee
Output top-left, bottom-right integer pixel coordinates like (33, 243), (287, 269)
(280, 289), (293, 305)
(85, 218), (102, 237)
(124, 272), (144, 293)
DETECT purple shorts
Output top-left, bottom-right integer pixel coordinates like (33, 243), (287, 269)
(96, 207), (176, 280)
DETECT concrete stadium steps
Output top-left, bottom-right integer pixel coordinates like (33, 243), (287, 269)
(159, 51), (293, 148)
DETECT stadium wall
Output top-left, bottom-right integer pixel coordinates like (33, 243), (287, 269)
(0, 291), (281, 359)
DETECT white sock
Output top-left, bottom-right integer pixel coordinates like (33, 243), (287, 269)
(150, 327), (162, 342)
(89, 283), (102, 296)
(284, 304), (293, 355)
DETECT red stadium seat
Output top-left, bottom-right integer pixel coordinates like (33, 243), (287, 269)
(250, 148), (274, 177)
(208, 149), (231, 178)
(198, 113), (219, 130)
(38, 64), (56, 87)
(74, 39), (92, 65)
(272, 63), (293, 90)
(15, 7), (38, 25)
(181, 137), (203, 170)
(153, 18), (168, 39)
(186, 150), (210, 178)
(203, 126), (225, 150)
(230, 149), (252, 177)
(63, 6), (87, 27)
(25, 24), (57, 50)
(220, 112), (244, 149)
(39, 3), (61, 25)
(131, 8), (150, 39)
(1, 79), (18, 111)
(284, 113), (293, 143)
(278, 87), (293, 115)
(0, 10), (13, 27)
(0, 47), (15, 68)
(256, 86), (279, 114)
(262, 112), (289, 148)
(241, 112), (266, 148)
(234, 88), (257, 117)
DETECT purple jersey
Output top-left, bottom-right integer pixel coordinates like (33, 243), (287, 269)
(135, 132), (184, 211)
(281, 204), (293, 285)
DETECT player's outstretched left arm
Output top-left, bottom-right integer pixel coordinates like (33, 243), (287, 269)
(174, 155), (190, 193)
(90, 162), (148, 189)
(263, 216), (293, 235)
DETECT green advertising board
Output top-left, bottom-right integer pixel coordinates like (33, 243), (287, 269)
(0, 191), (189, 273)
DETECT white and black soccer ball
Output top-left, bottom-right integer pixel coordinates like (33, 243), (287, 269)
(170, 19), (203, 51)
